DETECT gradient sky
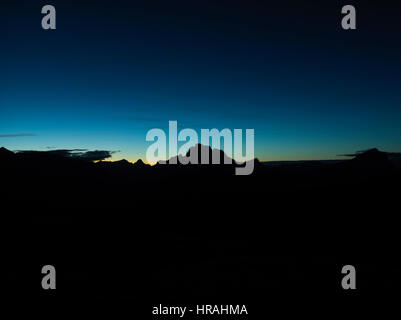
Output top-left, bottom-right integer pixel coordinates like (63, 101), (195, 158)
(1, 0), (401, 162)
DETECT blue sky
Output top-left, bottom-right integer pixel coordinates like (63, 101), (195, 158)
(1, 0), (401, 162)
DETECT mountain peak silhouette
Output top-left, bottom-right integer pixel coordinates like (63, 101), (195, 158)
(105, 159), (133, 168)
(133, 159), (146, 166)
(116, 159), (131, 165)
(0, 147), (15, 159)
(349, 148), (391, 169)
(165, 143), (234, 165)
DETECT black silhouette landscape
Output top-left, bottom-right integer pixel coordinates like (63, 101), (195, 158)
(2, 0), (401, 315)
(3, 144), (401, 304)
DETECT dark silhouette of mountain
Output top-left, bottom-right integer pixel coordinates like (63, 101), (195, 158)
(95, 158), (150, 175)
(0, 147), (16, 170)
(115, 159), (131, 165)
(347, 148), (393, 169)
(0, 145), (396, 180)
(133, 159), (148, 168)
(163, 143), (235, 165)
(2, 145), (400, 304)
(161, 144), (260, 176)
(0, 146), (15, 158)
(98, 158), (132, 168)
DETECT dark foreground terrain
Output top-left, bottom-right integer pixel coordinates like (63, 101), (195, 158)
(2, 145), (400, 316)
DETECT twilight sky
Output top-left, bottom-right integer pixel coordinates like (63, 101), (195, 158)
(1, 0), (401, 162)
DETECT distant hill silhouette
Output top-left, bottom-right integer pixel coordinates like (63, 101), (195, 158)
(1, 145), (398, 174)
(133, 159), (148, 168)
(2, 144), (400, 302)
(97, 158), (133, 168)
(164, 143), (235, 165)
(344, 148), (393, 169)
(0, 146), (15, 160)
(0, 145), (398, 196)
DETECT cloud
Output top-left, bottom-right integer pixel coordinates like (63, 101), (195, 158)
(0, 133), (36, 137)
(77, 150), (116, 161)
(17, 149), (118, 161)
